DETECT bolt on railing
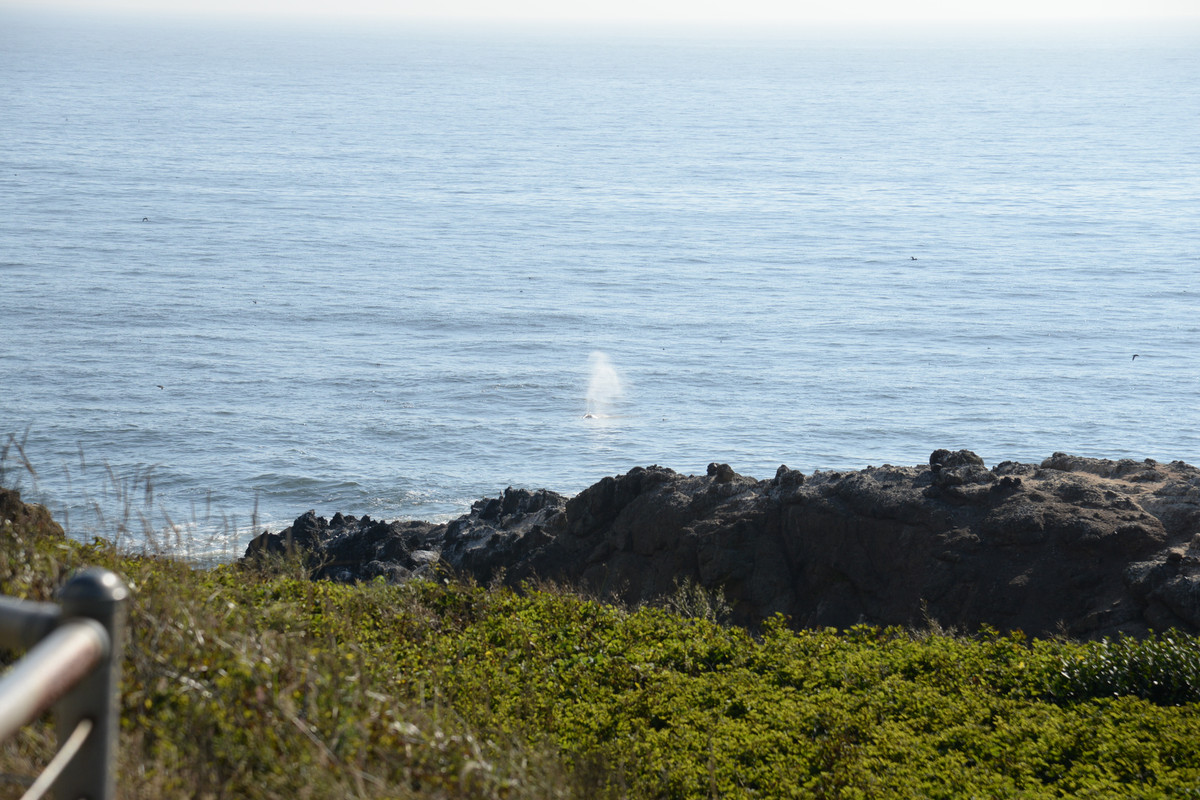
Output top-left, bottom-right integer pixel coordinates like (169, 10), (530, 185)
(0, 568), (128, 800)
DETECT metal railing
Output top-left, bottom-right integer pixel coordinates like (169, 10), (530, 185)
(0, 568), (128, 800)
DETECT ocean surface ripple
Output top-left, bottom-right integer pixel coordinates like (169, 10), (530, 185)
(2, 14), (1198, 556)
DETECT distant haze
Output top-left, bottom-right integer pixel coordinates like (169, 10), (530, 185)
(5, 0), (1200, 23)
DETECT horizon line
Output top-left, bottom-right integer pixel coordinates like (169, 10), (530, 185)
(5, 1), (1200, 27)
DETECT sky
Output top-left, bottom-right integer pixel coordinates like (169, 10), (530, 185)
(5, 0), (1200, 24)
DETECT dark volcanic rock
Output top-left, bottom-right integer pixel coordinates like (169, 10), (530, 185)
(244, 451), (1200, 639)
(438, 487), (569, 581)
(245, 512), (441, 582)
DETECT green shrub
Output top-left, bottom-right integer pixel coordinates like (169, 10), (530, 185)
(3, 475), (1200, 798)
(1045, 631), (1200, 705)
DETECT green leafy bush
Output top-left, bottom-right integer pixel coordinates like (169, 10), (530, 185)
(3, 481), (1200, 798)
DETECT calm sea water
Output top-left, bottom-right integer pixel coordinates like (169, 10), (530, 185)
(3, 12), (1199, 556)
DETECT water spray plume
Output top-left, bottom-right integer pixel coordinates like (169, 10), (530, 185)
(585, 351), (623, 419)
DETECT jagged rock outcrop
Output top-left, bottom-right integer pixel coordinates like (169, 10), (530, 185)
(244, 451), (1200, 639)
(246, 512), (441, 583)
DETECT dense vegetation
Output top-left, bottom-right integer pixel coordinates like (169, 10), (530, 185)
(2, 486), (1200, 798)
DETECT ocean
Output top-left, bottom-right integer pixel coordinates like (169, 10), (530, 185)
(2, 11), (1199, 557)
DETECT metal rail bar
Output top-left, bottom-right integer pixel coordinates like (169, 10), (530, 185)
(0, 597), (60, 651)
(20, 718), (92, 800)
(0, 620), (108, 742)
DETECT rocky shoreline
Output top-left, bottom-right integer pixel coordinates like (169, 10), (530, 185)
(245, 450), (1200, 640)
